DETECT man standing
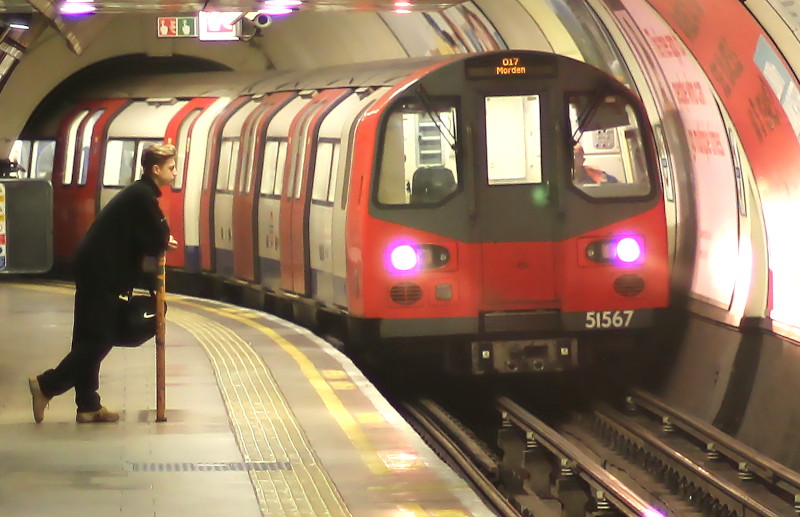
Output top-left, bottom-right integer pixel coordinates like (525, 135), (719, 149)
(29, 143), (178, 423)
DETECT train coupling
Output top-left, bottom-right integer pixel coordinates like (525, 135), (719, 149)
(470, 338), (579, 374)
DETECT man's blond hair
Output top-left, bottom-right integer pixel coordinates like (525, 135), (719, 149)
(141, 143), (176, 177)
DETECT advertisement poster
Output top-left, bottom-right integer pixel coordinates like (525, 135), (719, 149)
(644, 0), (800, 328)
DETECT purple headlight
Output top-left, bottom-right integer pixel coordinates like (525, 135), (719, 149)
(615, 237), (642, 263)
(389, 244), (418, 272)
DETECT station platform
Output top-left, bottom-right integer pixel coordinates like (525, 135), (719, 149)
(0, 279), (493, 517)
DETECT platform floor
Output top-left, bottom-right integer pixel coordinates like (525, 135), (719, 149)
(0, 279), (493, 517)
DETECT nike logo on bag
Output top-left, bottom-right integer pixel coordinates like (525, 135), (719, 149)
(144, 313), (156, 319)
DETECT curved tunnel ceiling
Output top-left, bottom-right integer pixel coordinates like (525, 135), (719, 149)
(1, 0), (800, 344)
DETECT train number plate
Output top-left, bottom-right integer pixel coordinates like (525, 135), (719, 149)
(562, 309), (653, 330)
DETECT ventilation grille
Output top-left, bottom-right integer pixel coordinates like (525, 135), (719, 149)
(390, 282), (423, 305)
(614, 274), (645, 297)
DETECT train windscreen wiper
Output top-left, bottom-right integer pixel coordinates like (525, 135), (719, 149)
(414, 85), (457, 151)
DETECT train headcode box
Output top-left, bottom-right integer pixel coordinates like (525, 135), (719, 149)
(157, 17), (197, 38)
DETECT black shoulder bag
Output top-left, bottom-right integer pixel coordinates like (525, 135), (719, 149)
(116, 290), (166, 348)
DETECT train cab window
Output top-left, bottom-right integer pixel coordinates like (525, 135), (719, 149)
(103, 140), (136, 186)
(485, 95), (542, 185)
(63, 110), (89, 185)
(567, 94), (651, 198)
(376, 101), (458, 206)
(77, 110), (104, 185)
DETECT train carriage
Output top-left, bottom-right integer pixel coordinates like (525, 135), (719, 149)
(41, 51), (669, 374)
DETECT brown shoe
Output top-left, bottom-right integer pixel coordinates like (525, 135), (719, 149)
(76, 406), (120, 423)
(29, 377), (51, 423)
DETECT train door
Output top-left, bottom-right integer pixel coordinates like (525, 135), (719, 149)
(312, 87), (389, 307)
(99, 99), (188, 209)
(163, 98), (217, 269)
(232, 91), (295, 282)
(199, 96), (249, 272)
(256, 95), (309, 291)
(474, 92), (558, 309)
(53, 99), (128, 263)
(280, 88), (350, 296)
(212, 99), (261, 277)
(182, 98), (231, 273)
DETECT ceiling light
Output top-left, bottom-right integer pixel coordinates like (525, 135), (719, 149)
(259, 7), (292, 15)
(60, 1), (97, 15)
(263, 0), (302, 6)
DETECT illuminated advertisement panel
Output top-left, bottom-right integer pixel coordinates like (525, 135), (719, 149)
(644, 0), (800, 328)
(602, 0), (740, 310)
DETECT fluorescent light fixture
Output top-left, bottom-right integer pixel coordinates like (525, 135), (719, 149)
(8, 22), (30, 30)
(259, 7), (292, 15)
(394, 9), (411, 14)
(263, 0), (301, 6)
(60, 1), (96, 15)
(395, 1), (412, 6)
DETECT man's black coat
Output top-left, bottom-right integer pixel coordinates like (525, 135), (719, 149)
(74, 175), (170, 293)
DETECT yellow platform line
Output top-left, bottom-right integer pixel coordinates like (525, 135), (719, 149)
(171, 307), (350, 517)
(175, 298), (389, 477)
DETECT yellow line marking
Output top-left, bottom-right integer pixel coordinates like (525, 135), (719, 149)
(175, 297), (389, 475)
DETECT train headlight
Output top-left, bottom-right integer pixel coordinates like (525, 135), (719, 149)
(386, 242), (450, 273)
(615, 237), (642, 263)
(390, 244), (418, 271)
(585, 235), (644, 265)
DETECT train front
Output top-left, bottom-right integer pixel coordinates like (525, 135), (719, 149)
(349, 51), (669, 374)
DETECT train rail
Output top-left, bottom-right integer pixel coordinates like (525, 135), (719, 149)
(403, 389), (800, 516)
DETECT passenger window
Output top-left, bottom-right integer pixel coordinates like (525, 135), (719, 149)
(260, 139), (280, 195)
(568, 93), (651, 198)
(175, 109), (201, 191)
(10, 140), (31, 177)
(376, 100), (458, 206)
(134, 140), (162, 180)
(33, 140), (55, 179)
(216, 139), (235, 192)
(103, 140), (136, 186)
(328, 145), (341, 203)
(274, 141), (288, 196)
(77, 110), (104, 185)
(485, 95), (542, 185)
(64, 110), (89, 185)
(311, 142), (334, 202)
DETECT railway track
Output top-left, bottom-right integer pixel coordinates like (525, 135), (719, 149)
(404, 390), (800, 517)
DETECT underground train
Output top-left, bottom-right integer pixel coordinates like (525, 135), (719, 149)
(21, 50), (669, 374)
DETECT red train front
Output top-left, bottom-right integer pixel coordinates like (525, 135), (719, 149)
(346, 52), (669, 373)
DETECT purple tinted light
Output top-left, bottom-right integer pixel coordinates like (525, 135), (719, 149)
(615, 236), (642, 263)
(642, 509), (665, 517)
(263, 0), (301, 6)
(389, 244), (418, 272)
(259, 7), (292, 15)
(60, 1), (96, 14)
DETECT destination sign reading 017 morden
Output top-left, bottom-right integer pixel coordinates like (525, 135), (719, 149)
(465, 54), (558, 79)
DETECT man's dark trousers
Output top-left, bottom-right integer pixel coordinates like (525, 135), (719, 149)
(37, 279), (120, 412)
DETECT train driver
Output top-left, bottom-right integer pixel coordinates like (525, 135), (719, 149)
(572, 143), (618, 185)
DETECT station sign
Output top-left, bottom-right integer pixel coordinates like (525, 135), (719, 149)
(198, 11), (241, 41)
(157, 17), (197, 38)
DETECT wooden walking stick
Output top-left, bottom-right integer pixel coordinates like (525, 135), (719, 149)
(155, 252), (167, 422)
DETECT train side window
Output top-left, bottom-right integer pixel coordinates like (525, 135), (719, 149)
(274, 141), (288, 196)
(174, 108), (202, 191)
(10, 140), (31, 177)
(485, 95), (542, 185)
(328, 144), (341, 203)
(33, 140), (55, 179)
(134, 140), (162, 180)
(103, 140), (136, 186)
(567, 94), (651, 198)
(260, 139), (280, 195)
(376, 101), (459, 206)
(216, 139), (236, 192)
(77, 110), (105, 185)
(63, 110), (89, 185)
(311, 141), (334, 202)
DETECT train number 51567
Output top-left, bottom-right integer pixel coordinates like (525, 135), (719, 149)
(584, 310), (635, 329)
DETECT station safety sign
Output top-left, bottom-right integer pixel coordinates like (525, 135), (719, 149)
(0, 183), (6, 270)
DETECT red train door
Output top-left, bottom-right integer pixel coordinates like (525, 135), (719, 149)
(163, 98), (217, 269)
(232, 91), (295, 282)
(199, 96), (249, 272)
(53, 99), (128, 263)
(279, 89), (350, 295)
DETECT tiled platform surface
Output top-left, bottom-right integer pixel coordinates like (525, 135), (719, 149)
(0, 280), (493, 517)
